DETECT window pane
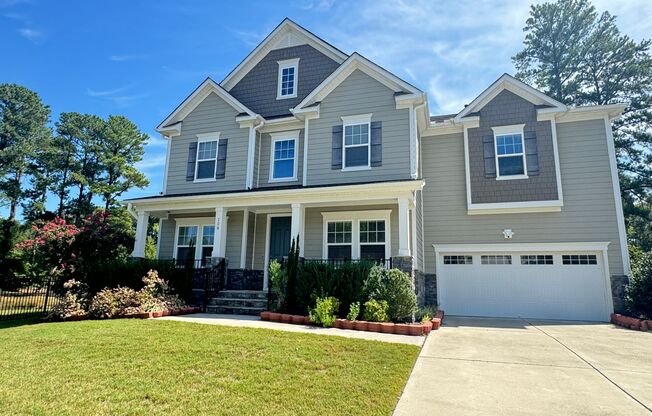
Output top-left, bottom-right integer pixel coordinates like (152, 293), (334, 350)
(198, 141), (217, 160)
(177, 226), (197, 246)
(201, 247), (213, 262)
(498, 156), (524, 176)
(345, 146), (369, 167)
(196, 160), (216, 179)
(177, 247), (193, 262)
(327, 221), (352, 245)
(202, 226), (215, 245)
(273, 159), (294, 179)
(328, 245), (352, 260)
(361, 244), (385, 260)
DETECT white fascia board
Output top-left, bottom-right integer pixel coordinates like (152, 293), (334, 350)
(157, 121), (182, 137)
(220, 18), (348, 91)
(454, 74), (566, 122)
(467, 200), (563, 215)
(157, 78), (256, 132)
(294, 53), (423, 111)
(433, 242), (610, 253)
(540, 103), (628, 123)
(124, 180), (424, 211)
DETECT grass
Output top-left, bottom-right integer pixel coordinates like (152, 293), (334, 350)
(0, 319), (420, 416)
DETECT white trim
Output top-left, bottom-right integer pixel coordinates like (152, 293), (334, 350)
(294, 53), (422, 111)
(455, 74), (566, 122)
(172, 217), (217, 261)
(492, 124), (528, 180)
(161, 134), (172, 194)
(467, 200), (563, 215)
(463, 125), (473, 212)
(276, 58), (299, 99)
(539, 103), (627, 124)
(156, 78), (255, 132)
(604, 116), (631, 275)
(194, 134), (220, 183)
(342, 114), (372, 171)
(268, 130), (300, 182)
(302, 117), (309, 185)
(155, 218), (163, 259)
(220, 18), (347, 91)
(240, 208), (249, 268)
(549, 118), (564, 206)
(263, 213), (292, 290)
(321, 210), (392, 260)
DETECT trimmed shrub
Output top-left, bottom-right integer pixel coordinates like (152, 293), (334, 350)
(347, 301), (360, 321)
(365, 266), (417, 322)
(626, 251), (652, 319)
(89, 286), (140, 318)
(363, 299), (389, 322)
(48, 279), (89, 320)
(268, 260), (287, 312)
(416, 305), (438, 323)
(309, 296), (340, 328)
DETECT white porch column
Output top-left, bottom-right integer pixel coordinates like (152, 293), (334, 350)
(240, 208), (249, 268)
(291, 203), (304, 256)
(212, 207), (228, 258)
(397, 197), (410, 256)
(132, 210), (149, 258)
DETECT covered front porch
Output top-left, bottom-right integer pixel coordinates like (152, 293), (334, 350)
(127, 180), (423, 292)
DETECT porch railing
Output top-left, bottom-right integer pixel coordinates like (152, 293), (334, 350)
(190, 258), (227, 309)
(277, 257), (393, 269)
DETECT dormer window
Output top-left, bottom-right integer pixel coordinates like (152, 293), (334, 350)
(492, 124), (527, 180)
(277, 58), (299, 99)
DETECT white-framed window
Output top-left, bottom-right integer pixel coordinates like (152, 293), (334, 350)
(342, 114), (372, 170)
(492, 124), (527, 180)
(200, 225), (215, 262)
(521, 255), (554, 265)
(443, 255), (473, 265)
(277, 58), (299, 99)
(195, 133), (220, 181)
(269, 131), (299, 182)
(562, 254), (598, 265)
(176, 225), (198, 262)
(481, 255), (512, 265)
(322, 210), (391, 261)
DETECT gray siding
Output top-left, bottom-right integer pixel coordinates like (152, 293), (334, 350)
(166, 92), (249, 195)
(252, 213), (268, 269)
(229, 44), (340, 119)
(306, 69), (411, 186)
(158, 218), (176, 259)
(469, 90), (559, 203)
(421, 119), (624, 276)
(257, 130), (304, 187)
(225, 211), (243, 268)
(303, 204), (399, 259)
(245, 211), (255, 267)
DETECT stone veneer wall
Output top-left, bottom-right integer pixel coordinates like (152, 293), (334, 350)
(610, 275), (629, 314)
(226, 269), (264, 291)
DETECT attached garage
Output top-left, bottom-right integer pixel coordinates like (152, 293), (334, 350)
(434, 243), (614, 322)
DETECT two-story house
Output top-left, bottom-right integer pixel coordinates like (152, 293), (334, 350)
(125, 18), (629, 322)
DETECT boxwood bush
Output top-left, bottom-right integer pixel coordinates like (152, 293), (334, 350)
(626, 251), (652, 319)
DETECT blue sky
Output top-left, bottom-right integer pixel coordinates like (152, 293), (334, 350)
(1, 0), (650, 218)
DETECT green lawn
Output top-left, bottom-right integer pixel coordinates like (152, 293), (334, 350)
(0, 319), (419, 416)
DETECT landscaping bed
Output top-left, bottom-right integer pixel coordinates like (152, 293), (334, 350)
(260, 310), (445, 336)
(53, 306), (203, 322)
(611, 313), (652, 331)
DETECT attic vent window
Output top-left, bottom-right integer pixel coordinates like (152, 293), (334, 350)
(277, 58), (299, 99)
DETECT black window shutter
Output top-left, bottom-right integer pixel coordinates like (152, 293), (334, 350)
(482, 135), (496, 178)
(524, 131), (539, 176)
(186, 142), (198, 181)
(331, 125), (343, 170)
(216, 139), (228, 179)
(370, 121), (382, 167)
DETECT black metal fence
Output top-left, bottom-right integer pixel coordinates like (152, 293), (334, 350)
(297, 258), (393, 269)
(190, 258), (227, 308)
(0, 279), (62, 321)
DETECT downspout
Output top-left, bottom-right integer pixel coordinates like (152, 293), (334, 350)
(246, 117), (265, 190)
(413, 102), (426, 180)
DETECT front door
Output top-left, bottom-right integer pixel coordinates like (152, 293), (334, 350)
(269, 216), (291, 261)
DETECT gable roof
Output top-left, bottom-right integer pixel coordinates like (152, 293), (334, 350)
(220, 18), (349, 91)
(156, 78), (256, 134)
(293, 52), (424, 111)
(454, 73), (567, 122)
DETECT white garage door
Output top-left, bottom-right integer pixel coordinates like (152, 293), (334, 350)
(437, 249), (612, 322)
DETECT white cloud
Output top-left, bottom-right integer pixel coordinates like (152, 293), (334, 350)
(18, 27), (41, 42)
(109, 54), (147, 62)
(86, 84), (149, 107)
(301, 0), (335, 12)
(135, 154), (166, 171)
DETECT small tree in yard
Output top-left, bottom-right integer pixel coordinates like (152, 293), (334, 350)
(626, 252), (652, 319)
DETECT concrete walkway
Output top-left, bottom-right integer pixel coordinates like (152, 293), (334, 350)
(157, 313), (425, 346)
(394, 316), (652, 416)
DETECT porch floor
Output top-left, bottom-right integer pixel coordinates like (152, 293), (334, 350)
(157, 313), (425, 346)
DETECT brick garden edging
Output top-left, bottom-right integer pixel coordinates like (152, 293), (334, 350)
(53, 307), (202, 322)
(611, 313), (652, 331)
(260, 310), (446, 336)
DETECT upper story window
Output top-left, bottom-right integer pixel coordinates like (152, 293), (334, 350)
(492, 124), (527, 180)
(195, 134), (220, 181)
(269, 131), (299, 182)
(277, 58), (299, 99)
(342, 114), (372, 170)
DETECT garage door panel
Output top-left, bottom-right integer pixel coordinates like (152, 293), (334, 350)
(439, 251), (609, 321)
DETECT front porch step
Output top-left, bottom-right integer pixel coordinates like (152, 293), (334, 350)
(208, 297), (268, 308)
(206, 305), (266, 315)
(213, 290), (268, 300)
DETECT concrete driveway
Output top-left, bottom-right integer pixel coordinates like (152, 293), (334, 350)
(394, 316), (652, 416)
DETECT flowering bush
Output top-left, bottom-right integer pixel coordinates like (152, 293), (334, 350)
(139, 270), (185, 312)
(48, 279), (89, 320)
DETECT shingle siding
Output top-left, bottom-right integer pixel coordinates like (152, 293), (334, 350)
(165, 92), (248, 195)
(420, 119), (624, 276)
(468, 90), (559, 203)
(306, 69), (411, 186)
(228, 44), (340, 118)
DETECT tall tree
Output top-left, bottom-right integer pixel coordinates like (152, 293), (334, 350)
(0, 84), (51, 220)
(21, 137), (57, 221)
(94, 115), (149, 213)
(513, 0), (652, 248)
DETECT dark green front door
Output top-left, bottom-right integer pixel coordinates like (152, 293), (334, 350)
(269, 216), (291, 261)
